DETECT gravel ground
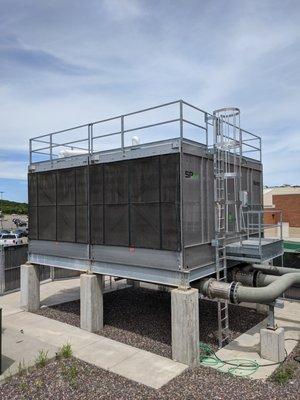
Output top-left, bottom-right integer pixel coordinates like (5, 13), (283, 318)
(37, 287), (265, 357)
(0, 344), (299, 400)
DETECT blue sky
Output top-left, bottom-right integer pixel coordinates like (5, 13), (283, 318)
(0, 0), (299, 202)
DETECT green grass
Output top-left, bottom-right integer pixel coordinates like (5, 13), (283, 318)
(271, 363), (296, 385)
(56, 343), (73, 359)
(35, 350), (49, 368)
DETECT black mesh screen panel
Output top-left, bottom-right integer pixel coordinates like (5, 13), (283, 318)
(57, 206), (75, 242)
(161, 154), (180, 203)
(90, 164), (103, 205)
(38, 206), (56, 240)
(29, 206), (38, 239)
(76, 167), (88, 205)
(28, 173), (37, 206)
(161, 203), (180, 250)
(104, 162), (128, 204)
(130, 204), (160, 249)
(57, 169), (75, 205)
(38, 172), (56, 206)
(105, 204), (129, 246)
(76, 206), (88, 243)
(130, 157), (159, 203)
(90, 205), (104, 244)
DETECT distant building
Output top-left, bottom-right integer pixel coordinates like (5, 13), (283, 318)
(264, 185), (300, 240)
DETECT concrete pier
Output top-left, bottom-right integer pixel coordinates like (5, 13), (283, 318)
(171, 288), (199, 367)
(260, 327), (285, 362)
(127, 279), (140, 288)
(80, 273), (104, 332)
(20, 263), (40, 312)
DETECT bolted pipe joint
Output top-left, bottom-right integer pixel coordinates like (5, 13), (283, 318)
(198, 278), (240, 304)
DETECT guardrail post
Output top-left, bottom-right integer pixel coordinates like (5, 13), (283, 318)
(29, 139), (32, 164)
(121, 116), (125, 152)
(179, 100), (183, 139)
(50, 134), (53, 161)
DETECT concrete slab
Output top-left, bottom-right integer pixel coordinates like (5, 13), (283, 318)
(111, 350), (188, 389)
(73, 336), (140, 370)
(208, 300), (300, 380)
(1, 278), (187, 389)
(0, 327), (58, 382)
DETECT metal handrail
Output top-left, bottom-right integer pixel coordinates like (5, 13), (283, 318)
(29, 100), (262, 164)
(242, 209), (283, 257)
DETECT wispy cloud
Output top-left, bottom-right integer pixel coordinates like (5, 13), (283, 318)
(0, 0), (300, 199)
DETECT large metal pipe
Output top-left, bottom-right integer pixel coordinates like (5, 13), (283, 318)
(233, 269), (278, 287)
(237, 273), (300, 303)
(251, 263), (299, 276)
(197, 272), (300, 305)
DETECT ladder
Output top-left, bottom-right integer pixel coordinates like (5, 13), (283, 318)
(213, 108), (242, 348)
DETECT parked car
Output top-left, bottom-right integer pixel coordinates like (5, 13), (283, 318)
(0, 229), (10, 235)
(13, 229), (28, 238)
(0, 233), (23, 246)
(12, 218), (27, 228)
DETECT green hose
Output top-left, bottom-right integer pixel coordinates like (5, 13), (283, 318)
(198, 341), (298, 377)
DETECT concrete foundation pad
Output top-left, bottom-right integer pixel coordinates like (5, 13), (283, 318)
(207, 301), (300, 380)
(260, 327), (285, 362)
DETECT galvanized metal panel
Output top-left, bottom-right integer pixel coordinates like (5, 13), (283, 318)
(92, 244), (180, 270)
(57, 205), (75, 242)
(90, 138), (180, 165)
(30, 154), (89, 173)
(29, 240), (89, 259)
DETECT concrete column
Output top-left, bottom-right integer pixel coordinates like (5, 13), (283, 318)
(80, 273), (103, 332)
(20, 263), (40, 312)
(260, 327), (285, 362)
(127, 279), (140, 288)
(171, 288), (199, 367)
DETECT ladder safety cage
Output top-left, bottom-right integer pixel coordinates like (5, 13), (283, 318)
(212, 107), (243, 349)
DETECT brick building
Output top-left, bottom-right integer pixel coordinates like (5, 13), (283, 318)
(264, 186), (300, 239)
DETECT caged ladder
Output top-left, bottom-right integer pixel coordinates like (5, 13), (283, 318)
(212, 107), (242, 348)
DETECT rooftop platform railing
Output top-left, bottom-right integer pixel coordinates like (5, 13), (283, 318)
(29, 100), (261, 164)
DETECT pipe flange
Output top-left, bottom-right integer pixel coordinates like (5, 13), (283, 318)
(254, 270), (263, 287)
(206, 278), (216, 299)
(229, 281), (240, 304)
